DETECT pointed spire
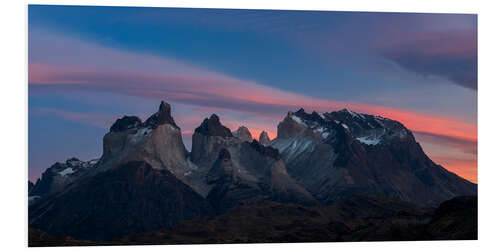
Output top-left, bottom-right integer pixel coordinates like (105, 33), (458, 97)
(144, 101), (179, 129)
(259, 131), (271, 145)
(233, 126), (252, 142)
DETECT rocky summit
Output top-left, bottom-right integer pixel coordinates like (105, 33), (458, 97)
(28, 101), (477, 244)
(271, 108), (476, 205)
(233, 126), (253, 142)
(259, 131), (271, 145)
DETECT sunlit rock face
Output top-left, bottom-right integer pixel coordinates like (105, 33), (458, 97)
(233, 126), (253, 142)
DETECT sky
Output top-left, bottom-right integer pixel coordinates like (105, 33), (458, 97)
(28, 5), (477, 183)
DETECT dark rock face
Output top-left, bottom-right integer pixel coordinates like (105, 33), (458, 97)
(29, 161), (212, 241)
(28, 180), (34, 193)
(247, 140), (280, 160)
(203, 141), (317, 213)
(259, 131), (271, 145)
(217, 148), (231, 160)
(271, 108), (477, 205)
(194, 114), (233, 137)
(110, 116), (142, 132)
(110, 102), (179, 132)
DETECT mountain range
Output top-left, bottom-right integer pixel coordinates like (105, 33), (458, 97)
(28, 101), (477, 244)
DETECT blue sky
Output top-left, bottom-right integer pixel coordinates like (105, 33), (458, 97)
(28, 5), (477, 182)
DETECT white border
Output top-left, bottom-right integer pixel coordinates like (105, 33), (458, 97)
(1, 1), (499, 250)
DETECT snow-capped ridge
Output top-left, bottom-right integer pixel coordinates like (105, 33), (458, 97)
(281, 107), (414, 147)
(290, 115), (306, 125)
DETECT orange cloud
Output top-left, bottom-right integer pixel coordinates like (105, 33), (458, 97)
(29, 62), (477, 142)
(29, 60), (477, 182)
(431, 156), (477, 183)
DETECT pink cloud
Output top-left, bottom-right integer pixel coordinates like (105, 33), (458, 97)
(431, 156), (477, 183)
(28, 30), (477, 181)
(30, 107), (119, 129)
(29, 62), (476, 144)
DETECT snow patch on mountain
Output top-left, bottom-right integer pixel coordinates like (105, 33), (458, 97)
(314, 127), (327, 133)
(271, 138), (315, 160)
(291, 115), (306, 125)
(344, 109), (361, 119)
(59, 167), (75, 176)
(28, 195), (41, 205)
(29, 195), (41, 201)
(85, 159), (99, 167)
(67, 159), (80, 167)
(356, 136), (381, 145)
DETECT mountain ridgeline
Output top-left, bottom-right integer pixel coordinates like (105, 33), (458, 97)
(28, 101), (477, 243)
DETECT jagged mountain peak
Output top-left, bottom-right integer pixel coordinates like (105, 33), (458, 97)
(278, 108), (333, 140)
(233, 126), (253, 142)
(29, 101), (477, 242)
(144, 101), (179, 129)
(281, 107), (412, 146)
(109, 101), (179, 133)
(259, 131), (271, 145)
(324, 109), (411, 145)
(28, 157), (99, 198)
(271, 107), (476, 205)
(195, 114), (233, 137)
(209, 113), (220, 120)
(289, 108), (327, 126)
(101, 100), (191, 186)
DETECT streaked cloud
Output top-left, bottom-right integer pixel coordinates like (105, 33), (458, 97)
(414, 131), (477, 155)
(431, 156), (477, 183)
(30, 107), (118, 129)
(28, 21), (477, 182)
(29, 61), (477, 144)
(380, 29), (477, 90)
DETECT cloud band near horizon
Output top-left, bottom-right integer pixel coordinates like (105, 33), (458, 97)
(28, 24), (477, 183)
